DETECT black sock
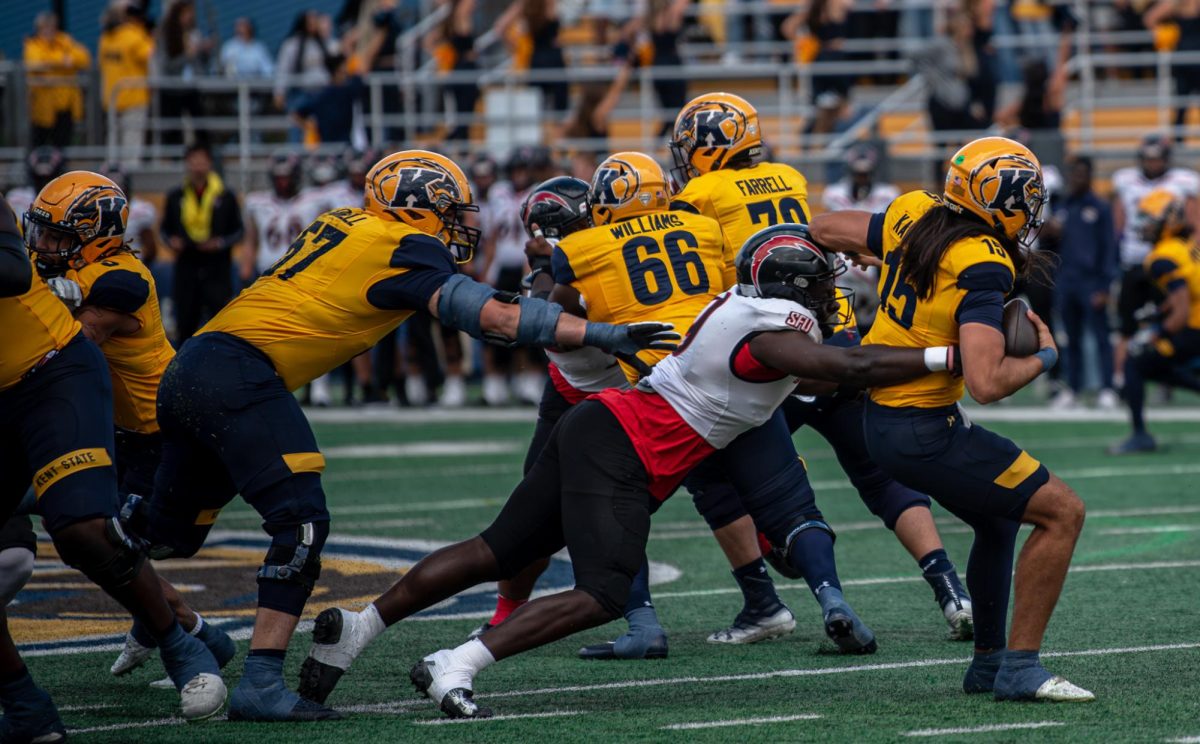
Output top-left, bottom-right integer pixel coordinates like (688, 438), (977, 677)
(732, 557), (782, 612)
(918, 548), (953, 576)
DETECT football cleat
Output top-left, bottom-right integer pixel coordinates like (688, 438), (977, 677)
(924, 570), (974, 641)
(707, 605), (796, 645)
(1108, 432), (1157, 455)
(1031, 676), (1096, 702)
(962, 650), (1005, 694)
(466, 622), (493, 642)
(227, 677), (341, 722)
(410, 651), (492, 719)
(818, 589), (877, 655)
(110, 631), (155, 676)
(179, 673), (227, 722)
(0, 681), (66, 743)
(994, 664), (1095, 703)
(578, 635), (668, 660)
(298, 608), (371, 704)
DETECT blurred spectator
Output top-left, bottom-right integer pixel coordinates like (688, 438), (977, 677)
(293, 56), (365, 146)
(995, 58), (1064, 132)
(590, 0), (639, 46)
(355, 0), (407, 141)
(275, 10), (340, 140)
(23, 12), (90, 148)
(785, 0), (853, 109)
(964, 0), (998, 125)
(640, 0), (689, 135)
(4, 147), (66, 220)
(1145, 0), (1200, 137)
(157, 0), (214, 146)
(220, 17), (275, 79)
(1009, 0), (1078, 72)
(912, 3), (989, 132)
(1044, 155), (1119, 410)
(160, 143), (244, 343)
(499, 0), (569, 113)
(428, 0), (481, 142)
(1110, 134), (1200, 386)
(99, 2), (154, 166)
(560, 54), (631, 148)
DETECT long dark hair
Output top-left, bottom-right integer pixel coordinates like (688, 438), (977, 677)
(896, 203), (1044, 299)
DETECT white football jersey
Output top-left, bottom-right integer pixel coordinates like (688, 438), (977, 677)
(546, 347), (630, 394)
(480, 180), (530, 278)
(642, 291), (821, 449)
(5, 187), (35, 221)
(244, 191), (309, 274)
(295, 181), (360, 226)
(821, 180), (899, 213)
(1112, 166), (1200, 266)
(125, 197), (158, 255)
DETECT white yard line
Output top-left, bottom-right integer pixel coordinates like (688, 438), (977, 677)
(1164, 736), (1200, 743)
(1097, 525), (1200, 535)
(58, 643), (1200, 736)
(902, 721), (1065, 737)
(323, 441), (520, 458)
(661, 713), (822, 730)
(68, 717), (183, 734)
(413, 710), (582, 726)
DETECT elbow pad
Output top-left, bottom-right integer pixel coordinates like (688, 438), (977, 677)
(437, 274), (497, 339)
(514, 295), (564, 347)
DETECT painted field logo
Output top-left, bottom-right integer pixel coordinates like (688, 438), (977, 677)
(12, 531), (680, 657)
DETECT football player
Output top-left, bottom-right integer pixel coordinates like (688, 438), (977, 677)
(810, 136), (1094, 702)
(665, 92), (972, 645)
(27, 171), (238, 684)
(131, 149), (677, 722)
(1112, 134), (1200, 387)
(296, 225), (959, 719)
(1110, 188), (1200, 454)
(1, 193), (226, 737)
(3, 146), (66, 220)
(468, 175), (630, 639)
(242, 150), (308, 281)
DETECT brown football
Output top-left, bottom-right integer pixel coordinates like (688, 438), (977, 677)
(1003, 298), (1039, 357)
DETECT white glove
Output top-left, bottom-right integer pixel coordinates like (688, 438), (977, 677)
(47, 277), (83, 310)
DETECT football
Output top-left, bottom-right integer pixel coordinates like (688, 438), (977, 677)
(1002, 298), (1040, 357)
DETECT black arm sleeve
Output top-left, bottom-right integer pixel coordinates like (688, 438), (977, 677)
(0, 230), (31, 298)
(85, 269), (150, 314)
(366, 233), (459, 311)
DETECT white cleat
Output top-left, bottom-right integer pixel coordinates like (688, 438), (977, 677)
(409, 649), (491, 719)
(179, 672), (227, 721)
(707, 606), (796, 644)
(149, 676), (174, 689)
(298, 608), (375, 704)
(1035, 676), (1096, 702)
(943, 596), (974, 641)
(110, 632), (155, 676)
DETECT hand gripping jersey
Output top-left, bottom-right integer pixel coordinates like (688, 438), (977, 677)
(1113, 166), (1200, 266)
(1144, 236), (1200, 331)
(0, 256), (81, 391)
(672, 161), (810, 276)
(198, 208), (458, 391)
(244, 190), (311, 274)
(68, 252), (174, 433)
(552, 210), (728, 383)
(598, 290), (821, 499)
(862, 190), (1016, 408)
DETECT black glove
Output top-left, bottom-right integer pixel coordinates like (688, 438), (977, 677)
(583, 321), (680, 357)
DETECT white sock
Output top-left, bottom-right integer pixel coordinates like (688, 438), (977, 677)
(358, 603), (387, 644)
(188, 613), (204, 636)
(451, 638), (496, 676)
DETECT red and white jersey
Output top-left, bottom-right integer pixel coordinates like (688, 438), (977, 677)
(480, 181), (530, 279)
(821, 180), (899, 213)
(125, 197), (158, 255)
(597, 290), (820, 499)
(546, 348), (630, 404)
(1113, 166), (1200, 266)
(295, 180), (360, 226)
(5, 187), (35, 221)
(244, 191), (309, 274)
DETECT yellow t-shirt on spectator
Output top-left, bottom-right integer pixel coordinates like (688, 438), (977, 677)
(23, 32), (90, 128)
(98, 21), (154, 112)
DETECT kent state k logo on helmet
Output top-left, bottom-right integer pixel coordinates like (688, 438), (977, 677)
(978, 162), (1041, 219)
(693, 106), (746, 149)
(377, 158), (464, 212)
(592, 158), (643, 208)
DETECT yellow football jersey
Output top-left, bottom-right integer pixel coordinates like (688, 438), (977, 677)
(1145, 237), (1200, 330)
(199, 208), (458, 391)
(553, 210), (728, 383)
(0, 255), (81, 392)
(863, 190), (1016, 408)
(673, 160), (810, 277)
(69, 252), (174, 433)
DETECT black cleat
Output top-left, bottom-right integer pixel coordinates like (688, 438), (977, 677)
(577, 639), (668, 660)
(297, 608), (354, 704)
(298, 657), (345, 706)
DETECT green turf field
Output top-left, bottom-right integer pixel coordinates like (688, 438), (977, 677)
(22, 408), (1200, 743)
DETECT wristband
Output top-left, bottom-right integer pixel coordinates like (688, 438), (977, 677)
(1034, 346), (1058, 373)
(924, 346), (950, 372)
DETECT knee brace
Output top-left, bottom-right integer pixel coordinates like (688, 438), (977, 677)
(761, 518), (836, 581)
(689, 480), (747, 531)
(58, 518), (147, 591)
(0, 547), (35, 605)
(256, 520), (330, 615)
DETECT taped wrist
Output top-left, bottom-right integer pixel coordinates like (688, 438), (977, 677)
(1034, 347), (1058, 373)
(924, 346), (951, 371)
(582, 322), (622, 354)
(514, 295), (564, 347)
(437, 274), (497, 339)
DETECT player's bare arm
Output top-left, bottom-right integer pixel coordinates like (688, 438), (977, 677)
(959, 310), (1055, 405)
(748, 330), (954, 388)
(808, 210), (883, 268)
(75, 305), (141, 345)
(548, 283), (586, 319)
